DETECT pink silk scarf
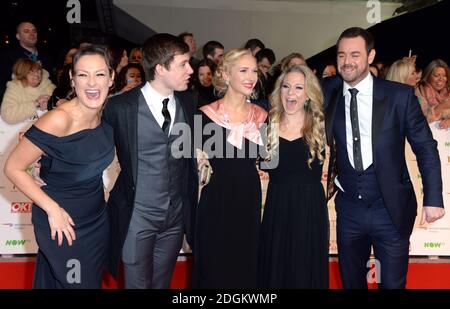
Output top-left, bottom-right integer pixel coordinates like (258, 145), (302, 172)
(200, 100), (268, 149)
(424, 84), (450, 107)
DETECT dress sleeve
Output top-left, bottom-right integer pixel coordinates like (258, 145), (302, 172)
(24, 125), (58, 156)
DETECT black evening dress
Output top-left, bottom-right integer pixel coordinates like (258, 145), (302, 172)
(258, 137), (329, 288)
(192, 106), (266, 288)
(25, 122), (114, 288)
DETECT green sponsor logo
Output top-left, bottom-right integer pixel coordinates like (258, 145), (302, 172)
(5, 240), (29, 246)
(424, 242), (444, 248)
(444, 142), (450, 147)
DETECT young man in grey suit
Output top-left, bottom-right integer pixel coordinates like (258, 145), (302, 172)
(103, 33), (198, 288)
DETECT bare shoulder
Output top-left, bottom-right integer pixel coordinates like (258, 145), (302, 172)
(34, 108), (73, 137)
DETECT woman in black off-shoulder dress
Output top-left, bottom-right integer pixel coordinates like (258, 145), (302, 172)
(4, 45), (115, 288)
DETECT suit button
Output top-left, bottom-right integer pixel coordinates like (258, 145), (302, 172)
(132, 186), (135, 191)
(358, 195), (362, 199)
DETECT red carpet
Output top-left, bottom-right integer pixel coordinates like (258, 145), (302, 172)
(1, 256), (450, 289)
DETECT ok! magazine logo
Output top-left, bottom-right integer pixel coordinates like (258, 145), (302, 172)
(10, 202), (32, 213)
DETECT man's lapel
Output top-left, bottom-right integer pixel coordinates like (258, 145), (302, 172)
(125, 88), (143, 185)
(325, 85), (342, 201)
(371, 77), (388, 155)
(325, 86), (342, 147)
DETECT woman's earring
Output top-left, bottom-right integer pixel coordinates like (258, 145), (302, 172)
(304, 99), (311, 109)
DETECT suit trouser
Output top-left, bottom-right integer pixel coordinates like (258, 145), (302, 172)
(121, 205), (184, 289)
(335, 192), (409, 289)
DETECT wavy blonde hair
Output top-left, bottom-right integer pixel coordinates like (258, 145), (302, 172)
(266, 65), (325, 167)
(212, 48), (253, 98)
(386, 59), (415, 85)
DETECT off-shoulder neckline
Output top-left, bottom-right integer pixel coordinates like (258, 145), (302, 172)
(30, 122), (103, 139)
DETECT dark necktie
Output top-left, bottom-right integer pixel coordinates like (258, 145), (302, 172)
(349, 88), (364, 172)
(161, 98), (171, 135)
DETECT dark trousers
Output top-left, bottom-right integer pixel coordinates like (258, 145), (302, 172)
(121, 205), (184, 289)
(335, 192), (409, 289)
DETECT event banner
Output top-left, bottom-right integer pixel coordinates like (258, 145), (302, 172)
(0, 114), (42, 254)
(407, 122), (450, 255)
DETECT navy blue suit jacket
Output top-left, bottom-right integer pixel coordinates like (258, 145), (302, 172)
(322, 75), (443, 237)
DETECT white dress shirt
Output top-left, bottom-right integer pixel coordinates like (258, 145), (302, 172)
(335, 72), (374, 192)
(141, 82), (176, 133)
(343, 72), (374, 170)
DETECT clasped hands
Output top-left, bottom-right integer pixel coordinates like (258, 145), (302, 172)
(196, 149), (212, 187)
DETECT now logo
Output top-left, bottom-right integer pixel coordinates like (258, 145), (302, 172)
(5, 240), (29, 246)
(424, 242), (444, 248)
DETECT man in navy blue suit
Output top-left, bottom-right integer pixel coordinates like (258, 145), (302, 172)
(323, 27), (445, 289)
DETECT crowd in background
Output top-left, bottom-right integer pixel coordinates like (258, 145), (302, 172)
(2, 22), (448, 128)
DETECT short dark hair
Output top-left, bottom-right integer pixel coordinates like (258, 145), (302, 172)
(16, 21), (36, 34)
(202, 41), (224, 59)
(197, 58), (216, 73)
(192, 58), (216, 87)
(244, 38), (265, 52)
(255, 48), (276, 65)
(142, 33), (190, 81)
(71, 44), (113, 76)
(114, 62), (145, 91)
(336, 27), (374, 53)
(178, 32), (193, 41)
(109, 46), (126, 71)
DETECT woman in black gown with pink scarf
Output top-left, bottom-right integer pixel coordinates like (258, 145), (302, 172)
(192, 49), (267, 288)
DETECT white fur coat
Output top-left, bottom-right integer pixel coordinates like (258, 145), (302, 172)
(1, 70), (56, 124)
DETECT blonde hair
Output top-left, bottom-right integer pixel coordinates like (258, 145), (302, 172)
(12, 58), (42, 85)
(280, 52), (306, 71)
(386, 59), (415, 84)
(212, 48), (253, 98)
(129, 47), (142, 63)
(267, 65), (325, 167)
